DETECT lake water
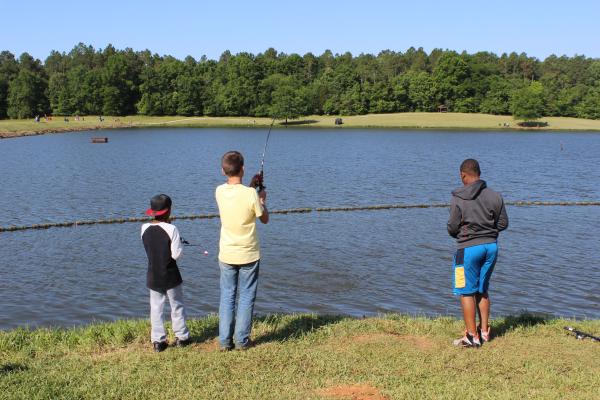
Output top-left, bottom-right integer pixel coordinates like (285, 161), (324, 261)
(1, 128), (599, 330)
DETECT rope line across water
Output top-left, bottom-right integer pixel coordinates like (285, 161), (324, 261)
(1, 201), (599, 233)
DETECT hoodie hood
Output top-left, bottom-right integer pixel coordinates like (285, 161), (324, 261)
(452, 180), (487, 200)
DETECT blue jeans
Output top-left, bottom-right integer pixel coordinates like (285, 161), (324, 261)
(219, 260), (260, 348)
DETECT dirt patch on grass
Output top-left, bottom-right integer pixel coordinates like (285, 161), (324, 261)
(318, 384), (388, 400)
(349, 333), (434, 350)
(195, 339), (220, 352)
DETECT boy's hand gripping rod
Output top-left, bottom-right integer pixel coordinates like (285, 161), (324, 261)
(250, 119), (275, 193)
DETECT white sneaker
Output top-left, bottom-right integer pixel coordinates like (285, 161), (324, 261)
(479, 326), (491, 342)
(453, 331), (481, 347)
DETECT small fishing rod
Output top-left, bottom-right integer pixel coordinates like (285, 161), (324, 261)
(181, 237), (209, 256)
(250, 118), (276, 192)
(564, 326), (600, 342)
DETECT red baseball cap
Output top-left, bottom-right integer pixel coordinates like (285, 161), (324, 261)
(145, 194), (172, 217)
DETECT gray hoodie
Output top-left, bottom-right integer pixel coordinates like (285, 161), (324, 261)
(447, 180), (508, 249)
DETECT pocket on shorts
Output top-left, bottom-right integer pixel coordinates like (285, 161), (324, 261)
(454, 248), (466, 289)
(455, 266), (466, 288)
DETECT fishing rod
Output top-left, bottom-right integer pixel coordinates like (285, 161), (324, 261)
(250, 118), (276, 193)
(564, 326), (600, 342)
(181, 237), (209, 256)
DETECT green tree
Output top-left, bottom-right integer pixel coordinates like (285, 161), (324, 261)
(544, 85), (586, 117)
(270, 82), (303, 123)
(175, 72), (205, 116)
(3, 44), (600, 120)
(576, 88), (600, 119)
(391, 75), (411, 110)
(0, 51), (19, 119)
(7, 53), (48, 119)
(338, 84), (367, 115)
(432, 52), (471, 110)
(207, 52), (260, 116)
(67, 66), (103, 114)
(48, 72), (72, 114)
(79, 68), (103, 114)
(101, 86), (123, 115)
(137, 56), (183, 116)
(510, 81), (545, 121)
(299, 80), (329, 115)
(480, 77), (514, 115)
(405, 47), (429, 72)
(407, 71), (435, 111)
(101, 52), (140, 115)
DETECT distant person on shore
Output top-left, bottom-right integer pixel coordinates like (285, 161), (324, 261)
(447, 159), (508, 347)
(215, 151), (269, 351)
(141, 194), (191, 352)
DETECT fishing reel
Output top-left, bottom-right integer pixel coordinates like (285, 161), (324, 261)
(249, 171), (265, 192)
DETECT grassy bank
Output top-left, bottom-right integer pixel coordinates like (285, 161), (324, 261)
(2, 113), (600, 139)
(1, 314), (599, 399)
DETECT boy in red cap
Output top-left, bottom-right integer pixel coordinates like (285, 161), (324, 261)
(141, 194), (190, 352)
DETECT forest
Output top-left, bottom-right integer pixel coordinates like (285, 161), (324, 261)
(1, 43), (599, 121)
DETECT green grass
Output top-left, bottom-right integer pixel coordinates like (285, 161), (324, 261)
(2, 113), (600, 138)
(1, 314), (599, 399)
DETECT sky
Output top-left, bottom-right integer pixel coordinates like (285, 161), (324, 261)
(1, 0), (599, 61)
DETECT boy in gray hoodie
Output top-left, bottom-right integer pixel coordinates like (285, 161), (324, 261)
(447, 159), (508, 347)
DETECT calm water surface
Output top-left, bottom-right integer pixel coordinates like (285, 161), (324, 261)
(1, 128), (599, 329)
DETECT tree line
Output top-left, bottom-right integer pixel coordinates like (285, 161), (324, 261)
(1, 43), (599, 121)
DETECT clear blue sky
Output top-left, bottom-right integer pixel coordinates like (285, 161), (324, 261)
(2, 0), (599, 61)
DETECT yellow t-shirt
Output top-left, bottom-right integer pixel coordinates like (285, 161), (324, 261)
(216, 183), (264, 264)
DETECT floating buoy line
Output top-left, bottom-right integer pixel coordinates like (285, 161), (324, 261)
(1, 201), (599, 233)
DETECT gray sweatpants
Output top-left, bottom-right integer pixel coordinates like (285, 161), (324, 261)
(149, 284), (190, 343)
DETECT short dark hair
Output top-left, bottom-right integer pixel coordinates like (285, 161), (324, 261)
(154, 210), (170, 222)
(460, 159), (481, 176)
(222, 151), (244, 176)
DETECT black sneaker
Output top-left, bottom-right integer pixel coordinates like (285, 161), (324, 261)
(235, 340), (254, 351)
(173, 338), (191, 348)
(153, 341), (168, 352)
(219, 345), (233, 352)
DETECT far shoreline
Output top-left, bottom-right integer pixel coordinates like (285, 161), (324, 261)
(3, 112), (600, 139)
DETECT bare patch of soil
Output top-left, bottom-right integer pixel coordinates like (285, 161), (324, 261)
(318, 384), (388, 400)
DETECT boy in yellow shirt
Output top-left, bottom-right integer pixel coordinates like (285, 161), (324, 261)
(216, 151), (269, 351)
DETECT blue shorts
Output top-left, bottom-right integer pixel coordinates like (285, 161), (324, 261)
(453, 243), (498, 296)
